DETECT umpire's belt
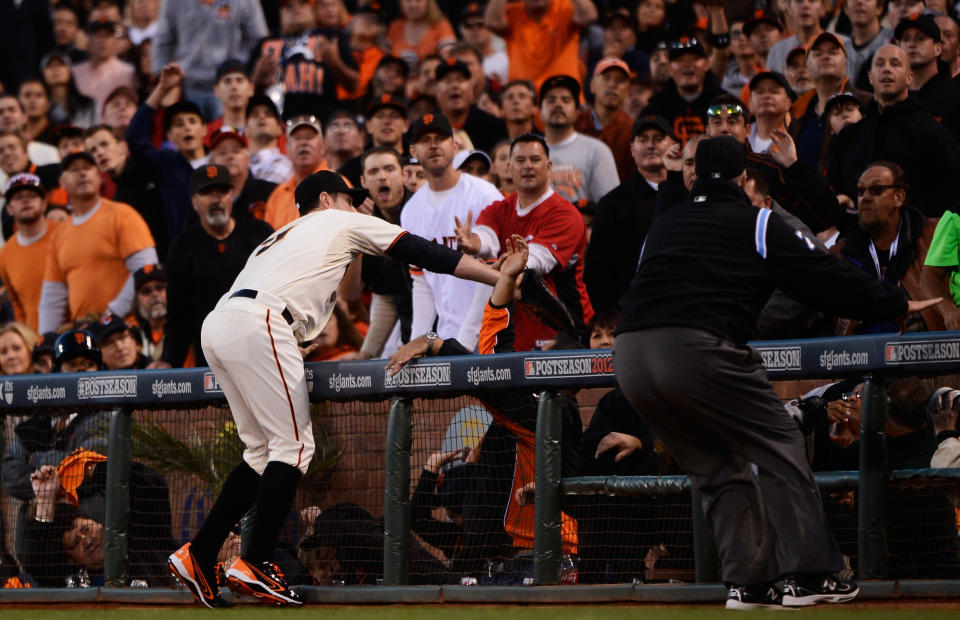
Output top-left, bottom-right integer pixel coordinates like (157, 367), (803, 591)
(230, 289), (294, 325)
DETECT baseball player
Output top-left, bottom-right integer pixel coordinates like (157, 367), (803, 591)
(168, 170), (505, 607)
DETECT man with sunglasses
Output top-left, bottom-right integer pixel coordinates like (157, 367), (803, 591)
(705, 94), (843, 233)
(829, 161), (936, 334)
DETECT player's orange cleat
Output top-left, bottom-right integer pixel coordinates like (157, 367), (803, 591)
(168, 543), (230, 608)
(225, 557), (303, 605)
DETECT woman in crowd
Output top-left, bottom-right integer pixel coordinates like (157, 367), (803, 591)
(0, 322), (38, 376)
(40, 52), (96, 128)
(387, 0), (456, 71)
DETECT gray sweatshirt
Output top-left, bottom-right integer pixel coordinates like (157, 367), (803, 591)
(152, 0), (267, 90)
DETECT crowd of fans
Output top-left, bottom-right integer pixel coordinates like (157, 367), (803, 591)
(1, 0), (960, 589)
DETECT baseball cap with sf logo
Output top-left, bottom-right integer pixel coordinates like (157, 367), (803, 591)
(408, 112), (454, 143)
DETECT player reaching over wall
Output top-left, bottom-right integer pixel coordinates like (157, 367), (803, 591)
(167, 170), (504, 608)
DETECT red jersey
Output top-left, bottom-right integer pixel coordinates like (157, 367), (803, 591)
(475, 191), (594, 351)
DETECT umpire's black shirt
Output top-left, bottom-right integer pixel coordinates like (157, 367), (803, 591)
(616, 178), (908, 344)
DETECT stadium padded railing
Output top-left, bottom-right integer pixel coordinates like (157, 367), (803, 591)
(1, 331), (960, 596)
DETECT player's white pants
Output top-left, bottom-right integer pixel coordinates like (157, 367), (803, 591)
(201, 293), (314, 475)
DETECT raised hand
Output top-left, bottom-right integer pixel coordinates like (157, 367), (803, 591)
(454, 210), (481, 254)
(769, 128), (798, 168)
(663, 142), (682, 172)
(595, 432), (644, 462)
(499, 234), (529, 279)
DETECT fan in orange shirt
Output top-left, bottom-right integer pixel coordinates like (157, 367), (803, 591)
(485, 0), (598, 95)
(0, 174), (60, 332)
(386, 0), (457, 70)
(37, 151), (157, 334)
(263, 115), (329, 230)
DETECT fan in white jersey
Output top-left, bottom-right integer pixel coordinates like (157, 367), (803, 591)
(167, 170), (505, 608)
(402, 112), (504, 350)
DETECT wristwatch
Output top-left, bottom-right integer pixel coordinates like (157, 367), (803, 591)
(424, 332), (438, 356)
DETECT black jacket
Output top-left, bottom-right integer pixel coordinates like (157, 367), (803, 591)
(640, 77), (721, 144)
(113, 157), (170, 261)
(914, 69), (960, 142)
(162, 217), (274, 366)
(617, 178), (909, 343)
(233, 171), (277, 220)
(460, 105), (508, 155)
(827, 96), (960, 218)
(583, 172), (658, 313)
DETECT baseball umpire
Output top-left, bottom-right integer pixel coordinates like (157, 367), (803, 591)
(612, 136), (941, 609)
(168, 171), (504, 607)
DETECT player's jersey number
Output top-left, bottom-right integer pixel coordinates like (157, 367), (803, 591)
(255, 227), (293, 256)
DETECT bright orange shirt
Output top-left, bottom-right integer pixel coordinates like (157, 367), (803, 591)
(336, 45), (386, 100)
(44, 198), (155, 320)
(504, 0), (582, 95)
(262, 162), (329, 231)
(386, 19), (456, 65)
(0, 220), (60, 331)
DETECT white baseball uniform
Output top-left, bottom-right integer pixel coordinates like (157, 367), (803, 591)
(201, 208), (407, 475)
(401, 172), (502, 350)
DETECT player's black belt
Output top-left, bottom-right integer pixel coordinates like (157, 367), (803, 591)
(230, 289), (294, 325)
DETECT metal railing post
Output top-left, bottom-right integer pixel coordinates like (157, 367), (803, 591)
(384, 397), (412, 585)
(858, 375), (888, 579)
(691, 488), (720, 582)
(104, 407), (131, 586)
(534, 390), (562, 585)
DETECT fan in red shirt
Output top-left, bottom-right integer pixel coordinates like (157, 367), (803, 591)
(455, 133), (593, 350)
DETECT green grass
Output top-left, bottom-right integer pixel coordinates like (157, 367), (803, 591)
(2, 606), (959, 619)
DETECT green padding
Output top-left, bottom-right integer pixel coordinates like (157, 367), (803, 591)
(384, 398), (413, 586)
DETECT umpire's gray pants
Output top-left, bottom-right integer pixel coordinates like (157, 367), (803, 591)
(613, 328), (842, 585)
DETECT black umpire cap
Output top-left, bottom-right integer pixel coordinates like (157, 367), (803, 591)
(190, 164), (233, 194)
(695, 136), (746, 181)
(295, 170), (369, 214)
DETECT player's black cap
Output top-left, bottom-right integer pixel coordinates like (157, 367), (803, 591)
(216, 58), (249, 82)
(631, 115), (675, 140)
(894, 12), (941, 42)
(134, 263), (167, 292)
(60, 151), (98, 169)
(190, 164), (233, 194)
(435, 57), (472, 81)
(53, 329), (100, 372)
(4, 173), (45, 199)
(295, 170), (369, 213)
(539, 74), (581, 103)
(246, 94), (282, 122)
(366, 93), (409, 117)
(695, 136), (746, 181)
(408, 112), (454, 143)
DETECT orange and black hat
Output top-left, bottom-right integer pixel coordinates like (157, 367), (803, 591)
(190, 164), (233, 194)
(133, 263), (167, 293)
(435, 57), (472, 81)
(366, 93), (409, 117)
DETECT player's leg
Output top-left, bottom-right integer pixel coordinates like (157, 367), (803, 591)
(223, 307), (312, 604)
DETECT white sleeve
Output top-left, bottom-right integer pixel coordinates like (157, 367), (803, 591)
(38, 281), (69, 334)
(107, 247), (159, 317)
(456, 282), (492, 351)
(349, 214), (407, 255)
(410, 274), (438, 338)
(590, 141), (620, 202)
(360, 293), (399, 358)
(527, 243), (559, 274)
(473, 224), (501, 259)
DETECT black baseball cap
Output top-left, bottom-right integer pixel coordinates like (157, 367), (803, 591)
(60, 151), (98, 169)
(743, 9), (783, 37)
(87, 18), (117, 35)
(33, 331), (59, 361)
(821, 91), (863, 123)
(668, 37), (706, 60)
(895, 13), (942, 42)
(695, 136), (746, 181)
(749, 71), (792, 93)
(53, 330), (100, 372)
(295, 170), (369, 213)
(539, 74), (581, 103)
(631, 115), (675, 140)
(435, 57), (471, 81)
(51, 124), (84, 146)
(246, 94), (281, 122)
(376, 55), (409, 78)
(133, 264), (167, 292)
(163, 100), (204, 132)
(366, 93), (409, 117)
(462, 1), (484, 20)
(92, 314), (136, 346)
(5, 173), (45, 199)
(408, 112), (454, 143)
(216, 58), (249, 82)
(190, 164), (233, 194)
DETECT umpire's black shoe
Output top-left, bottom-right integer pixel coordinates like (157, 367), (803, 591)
(518, 268), (576, 332)
(782, 574), (859, 607)
(725, 582), (784, 610)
